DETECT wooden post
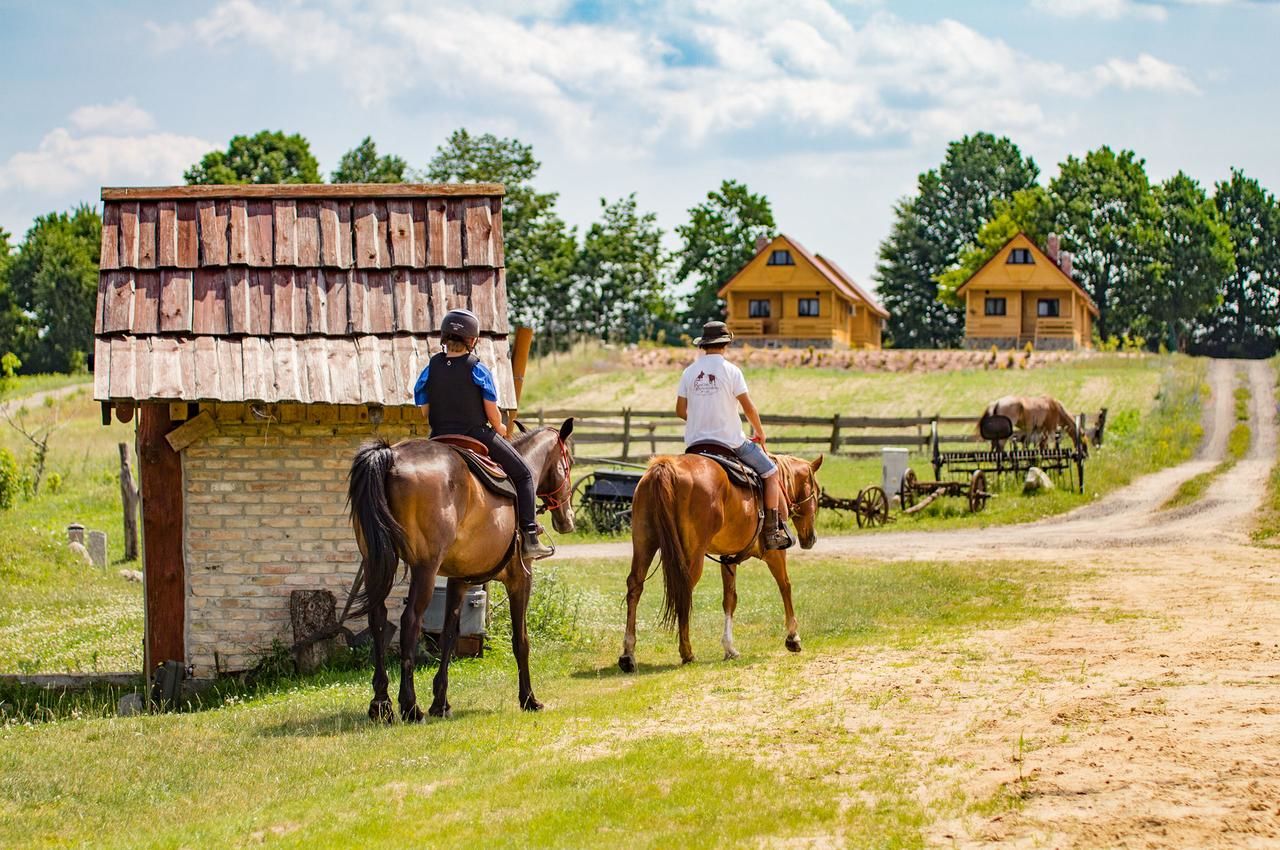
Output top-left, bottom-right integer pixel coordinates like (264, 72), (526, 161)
(916, 409), (923, 449)
(648, 423), (657, 456)
(118, 442), (140, 562)
(138, 404), (185, 674)
(621, 407), (632, 461)
(829, 414), (841, 454)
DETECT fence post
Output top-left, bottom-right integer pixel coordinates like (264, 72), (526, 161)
(621, 407), (632, 461)
(829, 414), (841, 454)
(537, 408), (545, 428)
(916, 409), (922, 448)
(648, 423), (657, 456)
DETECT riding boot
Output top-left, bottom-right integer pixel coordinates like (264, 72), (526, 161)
(762, 509), (794, 551)
(521, 527), (555, 561)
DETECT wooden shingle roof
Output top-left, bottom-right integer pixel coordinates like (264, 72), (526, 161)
(92, 184), (515, 407)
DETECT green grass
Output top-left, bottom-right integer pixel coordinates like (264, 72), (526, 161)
(0, 555), (1072, 849)
(0, 372), (91, 402)
(1252, 356), (1280, 544)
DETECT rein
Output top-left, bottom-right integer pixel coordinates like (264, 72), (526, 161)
(535, 434), (573, 514)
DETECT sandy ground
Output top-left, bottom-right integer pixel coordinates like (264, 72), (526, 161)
(563, 359), (1280, 848)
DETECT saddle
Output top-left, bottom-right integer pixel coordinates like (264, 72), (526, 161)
(978, 414), (1014, 442)
(431, 435), (517, 500)
(685, 442), (762, 494)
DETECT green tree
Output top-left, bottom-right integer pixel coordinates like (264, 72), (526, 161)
(1146, 172), (1234, 351)
(1195, 169), (1280, 357)
(330, 137), (409, 183)
(184, 131), (321, 184)
(573, 194), (673, 343)
(937, 186), (1056, 305)
(0, 228), (34, 367)
(1049, 146), (1164, 340)
(674, 180), (775, 328)
(6, 206), (101, 373)
(427, 129), (576, 345)
(876, 132), (1039, 347)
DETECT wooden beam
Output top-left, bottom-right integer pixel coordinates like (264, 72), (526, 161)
(164, 410), (218, 452)
(102, 184), (506, 201)
(139, 404), (185, 673)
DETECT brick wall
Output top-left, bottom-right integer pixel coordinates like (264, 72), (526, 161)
(182, 403), (425, 675)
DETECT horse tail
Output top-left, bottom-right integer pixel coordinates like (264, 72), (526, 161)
(648, 459), (691, 630)
(347, 439), (408, 618)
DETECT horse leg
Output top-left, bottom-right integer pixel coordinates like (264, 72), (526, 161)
(397, 566), (435, 722)
(428, 578), (465, 718)
(619, 520), (658, 673)
(504, 565), (543, 711)
(720, 562), (740, 661)
(678, 554), (705, 665)
(365, 558), (394, 723)
(763, 550), (801, 653)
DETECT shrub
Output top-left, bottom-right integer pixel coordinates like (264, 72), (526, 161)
(0, 448), (19, 510)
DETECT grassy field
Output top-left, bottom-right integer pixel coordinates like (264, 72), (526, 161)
(0, 553), (1074, 849)
(1253, 356), (1280, 544)
(0, 372), (92, 402)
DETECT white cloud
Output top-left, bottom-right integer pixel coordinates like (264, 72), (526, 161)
(1094, 53), (1200, 93)
(1030, 0), (1168, 21)
(69, 99), (157, 135)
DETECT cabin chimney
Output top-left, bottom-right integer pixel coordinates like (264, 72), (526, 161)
(1060, 250), (1073, 278)
(1046, 233), (1060, 263)
(755, 235), (771, 254)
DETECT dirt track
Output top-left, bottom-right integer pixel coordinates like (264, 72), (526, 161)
(562, 359), (1280, 847)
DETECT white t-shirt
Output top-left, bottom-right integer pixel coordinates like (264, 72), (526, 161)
(677, 354), (749, 448)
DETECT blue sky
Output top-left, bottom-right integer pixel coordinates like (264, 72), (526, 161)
(2, 0), (1277, 294)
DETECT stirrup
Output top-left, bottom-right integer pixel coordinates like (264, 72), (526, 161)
(521, 530), (555, 561)
(763, 524), (794, 551)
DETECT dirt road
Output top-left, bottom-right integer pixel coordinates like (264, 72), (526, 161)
(564, 359), (1280, 847)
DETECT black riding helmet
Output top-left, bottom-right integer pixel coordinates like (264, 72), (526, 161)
(440, 308), (480, 346)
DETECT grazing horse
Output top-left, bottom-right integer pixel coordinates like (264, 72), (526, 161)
(347, 421), (575, 721)
(618, 453), (823, 671)
(980, 395), (1081, 451)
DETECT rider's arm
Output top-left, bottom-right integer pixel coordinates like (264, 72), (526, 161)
(676, 395), (688, 421)
(485, 399), (507, 438)
(737, 392), (766, 445)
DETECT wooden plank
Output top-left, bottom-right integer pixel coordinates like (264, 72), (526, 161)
(324, 338), (361, 405)
(131, 271), (161, 334)
(93, 338), (111, 399)
(411, 200), (428, 267)
(387, 200), (415, 266)
(247, 201), (273, 266)
(489, 197), (504, 268)
(228, 199), (249, 264)
(119, 202), (140, 267)
(175, 202), (199, 268)
(443, 269), (471, 313)
(304, 268), (328, 334)
(191, 336), (220, 398)
(462, 197), (493, 267)
(165, 411), (218, 452)
(426, 199), (446, 266)
(468, 268), (508, 333)
(137, 204), (158, 269)
(215, 338), (244, 400)
(301, 337), (332, 404)
(197, 200), (229, 266)
(100, 202), (121, 270)
(444, 199), (464, 267)
(158, 270), (193, 333)
(247, 270), (272, 334)
(295, 201), (320, 266)
(272, 337), (304, 403)
(101, 271), (131, 334)
(239, 336), (270, 401)
(157, 202), (178, 266)
(391, 335), (423, 405)
(426, 268), (447, 326)
(324, 270), (350, 335)
(319, 201), (352, 268)
(353, 201), (388, 268)
(226, 267), (251, 334)
(148, 337), (186, 399)
(138, 404), (185, 670)
(397, 270), (430, 333)
(270, 269), (303, 334)
(103, 184), (506, 200)
(354, 336), (384, 404)
(192, 269), (229, 335)
(375, 336), (403, 404)
(168, 401), (190, 421)
(363, 271), (395, 334)
(495, 268), (509, 326)
(106, 338), (136, 399)
(273, 200), (297, 266)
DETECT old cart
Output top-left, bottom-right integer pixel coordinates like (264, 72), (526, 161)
(571, 467), (645, 533)
(899, 468), (992, 514)
(818, 486), (892, 528)
(929, 413), (1095, 494)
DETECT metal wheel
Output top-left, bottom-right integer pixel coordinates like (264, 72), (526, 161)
(899, 468), (918, 510)
(570, 473), (611, 533)
(860, 486), (889, 527)
(854, 488), (870, 528)
(968, 470), (989, 513)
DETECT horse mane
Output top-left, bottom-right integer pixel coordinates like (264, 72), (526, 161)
(511, 425), (556, 449)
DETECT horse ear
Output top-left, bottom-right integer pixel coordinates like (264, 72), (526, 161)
(810, 454), (824, 472)
(559, 417), (574, 441)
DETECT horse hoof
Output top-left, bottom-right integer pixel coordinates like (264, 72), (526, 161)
(368, 700), (394, 724)
(785, 636), (802, 653)
(618, 655), (636, 674)
(521, 695), (544, 712)
(724, 649), (740, 661)
(427, 702), (451, 719)
(400, 704), (425, 723)
(681, 655), (695, 666)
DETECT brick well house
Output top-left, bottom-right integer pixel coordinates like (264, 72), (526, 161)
(92, 184), (512, 677)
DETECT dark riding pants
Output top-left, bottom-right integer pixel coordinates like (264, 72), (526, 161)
(457, 426), (538, 535)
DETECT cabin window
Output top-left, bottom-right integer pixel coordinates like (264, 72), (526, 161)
(1037, 298), (1061, 318)
(767, 249), (794, 266)
(798, 298), (820, 317)
(984, 297), (1007, 316)
(748, 299), (771, 318)
(1007, 248), (1034, 265)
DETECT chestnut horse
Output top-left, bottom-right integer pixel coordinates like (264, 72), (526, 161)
(981, 395), (1081, 451)
(347, 421), (574, 721)
(618, 453), (823, 672)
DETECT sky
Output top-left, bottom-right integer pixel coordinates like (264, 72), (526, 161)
(1, 0), (1278, 296)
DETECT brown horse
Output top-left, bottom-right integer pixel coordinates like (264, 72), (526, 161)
(347, 420), (575, 722)
(981, 395), (1081, 451)
(618, 452), (823, 672)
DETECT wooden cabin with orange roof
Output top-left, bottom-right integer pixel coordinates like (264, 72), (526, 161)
(720, 234), (889, 349)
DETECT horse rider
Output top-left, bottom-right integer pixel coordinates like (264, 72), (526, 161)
(676, 320), (794, 550)
(413, 308), (554, 561)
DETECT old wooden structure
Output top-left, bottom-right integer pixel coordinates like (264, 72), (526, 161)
(92, 183), (512, 678)
(721, 235), (889, 349)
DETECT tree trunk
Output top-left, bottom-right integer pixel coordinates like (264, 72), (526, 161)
(118, 442), (140, 561)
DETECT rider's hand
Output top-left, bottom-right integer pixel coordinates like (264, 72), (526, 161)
(752, 432), (766, 446)
(494, 424), (508, 439)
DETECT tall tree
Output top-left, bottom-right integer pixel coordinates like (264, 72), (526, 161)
(427, 129), (575, 343)
(573, 194), (673, 343)
(936, 186), (1056, 305)
(1146, 172), (1234, 351)
(0, 228), (34, 364)
(1195, 169), (1280, 357)
(1049, 146), (1164, 340)
(184, 131), (321, 184)
(876, 132), (1039, 347)
(674, 180), (775, 328)
(6, 207), (101, 373)
(330, 137), (409, 183)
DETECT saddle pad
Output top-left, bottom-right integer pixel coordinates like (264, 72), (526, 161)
(433, 441), (517, 500)
(685, 443), (761, 492)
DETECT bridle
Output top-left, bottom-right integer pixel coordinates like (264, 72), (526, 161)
(535, 432), (573, 515)
(775, 456), (817, 521)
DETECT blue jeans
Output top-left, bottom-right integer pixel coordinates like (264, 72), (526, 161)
(733, 440), (778, 478)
